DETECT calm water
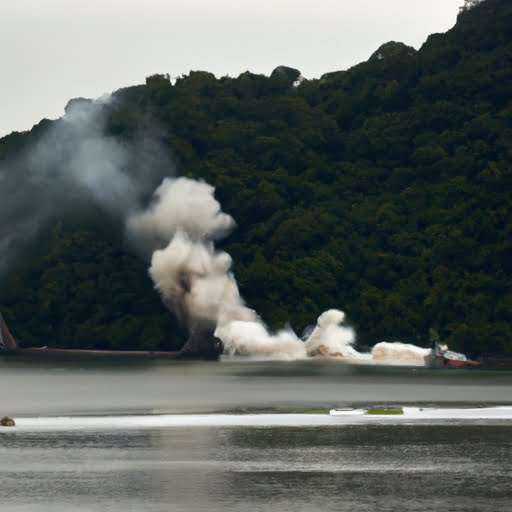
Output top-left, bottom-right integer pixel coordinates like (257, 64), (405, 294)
(0, 359), (511, 511)
(1, 358), (511, 415)
(1, 424), (511, 511)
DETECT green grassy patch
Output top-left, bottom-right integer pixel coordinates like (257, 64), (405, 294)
(365, 408), (404, 415)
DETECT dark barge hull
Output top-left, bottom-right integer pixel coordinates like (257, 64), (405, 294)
(1, 347), (186, 360)
(433, 355), (482, 369)
(0, 313), (221, 360)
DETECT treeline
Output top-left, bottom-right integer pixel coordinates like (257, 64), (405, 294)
(0, 0), (510, 355)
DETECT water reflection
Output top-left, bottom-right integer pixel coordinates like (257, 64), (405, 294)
(2, 424), (510, 511)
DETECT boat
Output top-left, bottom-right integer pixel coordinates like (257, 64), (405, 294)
(329, 407), (403, 416)
(428, 342), (481, 369)
(0, 313), (18, 351)
(329, 407), (363, 416)
(0, 312), (221, 360)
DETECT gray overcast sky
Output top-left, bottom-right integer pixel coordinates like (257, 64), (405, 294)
(1, 0), (462, 137)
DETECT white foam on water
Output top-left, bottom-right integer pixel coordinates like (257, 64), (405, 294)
(9, 414), (331, 431)
(218, 309), (433, 365)
(371, 342), (431, 366)
(330, 406), (512, 421)
(6, 407), (512, 431)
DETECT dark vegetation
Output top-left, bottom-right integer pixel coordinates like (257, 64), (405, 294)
(0, 0), (510, 355)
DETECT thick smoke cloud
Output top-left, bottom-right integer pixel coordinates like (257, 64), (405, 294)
(128, 177), (365, 360)
(372, 342), (430, 365)
(127, 177), (235, 252)
(0, 97), (169, 274)
(130, 176), (431, 364)
(149, 230), (257, 328)
(128, 177), (257, 331)
(304, 310), (358, 357)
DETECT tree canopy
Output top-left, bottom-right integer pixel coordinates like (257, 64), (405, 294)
(0, 0), (510, 356)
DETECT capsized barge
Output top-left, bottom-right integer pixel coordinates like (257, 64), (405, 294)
(0, 313), (222, 360)
(427, 342), (481, 369)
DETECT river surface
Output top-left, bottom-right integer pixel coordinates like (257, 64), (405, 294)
(0, 358), (511, 511)
(1, 357), (511, 415)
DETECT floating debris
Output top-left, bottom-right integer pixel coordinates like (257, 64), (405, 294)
(1, 416), (15, 427)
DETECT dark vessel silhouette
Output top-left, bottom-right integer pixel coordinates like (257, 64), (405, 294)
(0, 312), (222, 360)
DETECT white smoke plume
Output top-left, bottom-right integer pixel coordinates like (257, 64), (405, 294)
(304, 310), (358, 357)
(128, 178), (258, 334)
(0, 96), (169, 274)
(129, 176), (432, 365)
(215, 309), (359, 361)
(32, 98), (139, 215)
(130, 177), (430, 366)
(217, 321), (306, 360)
(128, 177), (303, 355)
(300, 312), (430, 365)
(127, 177), (235, 251)
(149, 230), (257, 328)
(371, 342), (431, 365)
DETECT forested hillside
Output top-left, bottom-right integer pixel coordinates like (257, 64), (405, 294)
(0, 0), (510, 355)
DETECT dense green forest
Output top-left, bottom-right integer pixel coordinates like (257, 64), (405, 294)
(0, 0), (510, 356)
